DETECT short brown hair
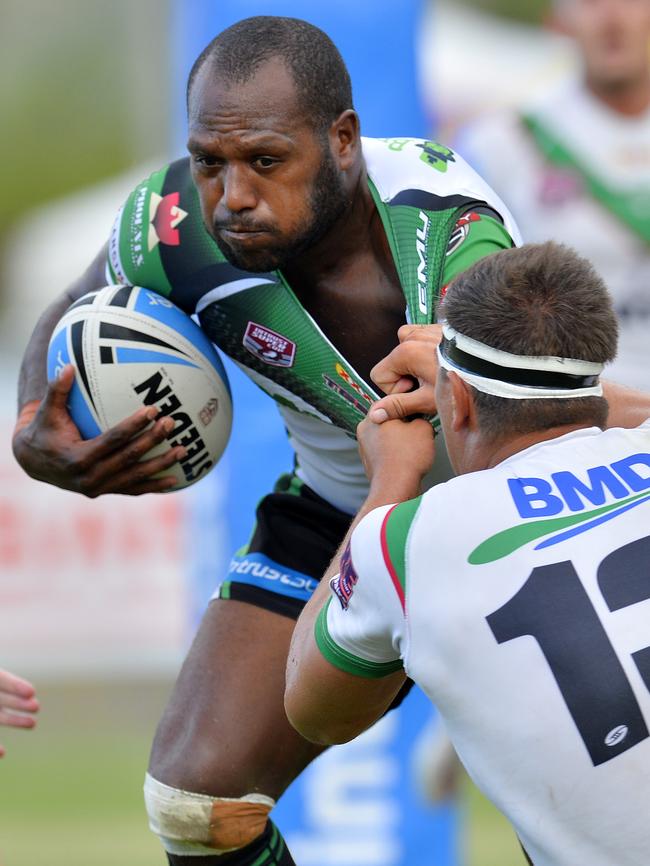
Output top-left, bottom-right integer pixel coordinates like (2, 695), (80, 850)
(438, 242), (618, 438)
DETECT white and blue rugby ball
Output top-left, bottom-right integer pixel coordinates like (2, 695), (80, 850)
(47, 284), (232, 490)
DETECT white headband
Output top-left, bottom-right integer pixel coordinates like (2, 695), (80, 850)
(438, 324), (604, 400)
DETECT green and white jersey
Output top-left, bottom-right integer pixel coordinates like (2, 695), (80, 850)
(319, 421), (650, 866)
(105, 136), (519, 512)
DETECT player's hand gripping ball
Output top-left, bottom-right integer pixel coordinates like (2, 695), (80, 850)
(47, 285), (232, 490)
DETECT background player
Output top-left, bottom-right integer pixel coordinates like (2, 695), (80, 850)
(456, 0), (650, 390)
(11, 16), (520, 866)
(286, 241), (650, 866)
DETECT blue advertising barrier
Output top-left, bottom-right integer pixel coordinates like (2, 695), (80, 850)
(172, 4), (460, 866)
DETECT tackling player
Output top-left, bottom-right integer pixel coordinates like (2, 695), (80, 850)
(286, 241), (650, 866)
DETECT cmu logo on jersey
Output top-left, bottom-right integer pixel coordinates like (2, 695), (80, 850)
(148, 192), (188, 251)
(469, 453), (650, 565)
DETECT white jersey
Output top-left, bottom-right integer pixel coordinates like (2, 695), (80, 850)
(456, 80), (650, 391)
(318, 421), (650, 866)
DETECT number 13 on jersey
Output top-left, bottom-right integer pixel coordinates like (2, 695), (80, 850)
(487, 536), (650, 766)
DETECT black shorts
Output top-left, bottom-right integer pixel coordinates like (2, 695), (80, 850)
(214, 472), (414, 709)
(215, 473), (353, 619)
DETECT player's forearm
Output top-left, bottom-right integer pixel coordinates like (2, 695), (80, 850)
(17, 295), (76, 411)
(286, 475), (414, 744)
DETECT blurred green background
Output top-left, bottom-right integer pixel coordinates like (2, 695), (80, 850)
(0, 0), (167, 277)
(0, 681), (524, 866)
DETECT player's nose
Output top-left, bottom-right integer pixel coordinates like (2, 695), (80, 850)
(220, 164), (257, 213)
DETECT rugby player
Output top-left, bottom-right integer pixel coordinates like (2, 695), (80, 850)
(457, 0), (650, 390)
(11, 16), (524, 866)
(286, 241), (650, 866)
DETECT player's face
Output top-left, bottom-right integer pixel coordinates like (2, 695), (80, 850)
(562, 0), (650, 89)
(187, 58), (350, 273)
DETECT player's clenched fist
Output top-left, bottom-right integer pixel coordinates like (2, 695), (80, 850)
(356, 416), (435, 497)
(369, 325), (441, 423)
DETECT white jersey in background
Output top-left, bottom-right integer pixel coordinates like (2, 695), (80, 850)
(456, 80), (650, 391)
(317, 421), (650, 866)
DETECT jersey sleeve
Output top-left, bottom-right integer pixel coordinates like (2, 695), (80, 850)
(104, 158), (275, 316)
(440, 207), (515, 294)
(315, 503), (408, 678)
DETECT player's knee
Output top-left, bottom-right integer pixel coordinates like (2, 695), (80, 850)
(144, 772), (275, 857)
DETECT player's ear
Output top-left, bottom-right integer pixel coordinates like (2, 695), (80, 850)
(449, 372), (471, 432)
(330, 110), (360, 170)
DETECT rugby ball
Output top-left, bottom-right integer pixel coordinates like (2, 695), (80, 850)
(47, 284), (232, 490)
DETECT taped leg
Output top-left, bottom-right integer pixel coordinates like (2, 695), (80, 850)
(145, 774), (295, 865)
(145, 773), (276, 855)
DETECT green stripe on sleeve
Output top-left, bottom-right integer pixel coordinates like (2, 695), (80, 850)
(314, 600), (403, 679)
(383, 496), (422, 597)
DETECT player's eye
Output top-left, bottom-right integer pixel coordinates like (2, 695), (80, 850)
(253, 156), (279, 169)
(193, 154), (222, 169)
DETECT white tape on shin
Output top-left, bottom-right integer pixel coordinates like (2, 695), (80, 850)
(144, 772), (276, 857)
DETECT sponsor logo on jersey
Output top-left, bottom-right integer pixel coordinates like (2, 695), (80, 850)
(147, 191), (188, 251)
(469, 453), (650, 565)
(129, 184), (148, 268)
(323, 374), (369, 416)
(335, 363), (373, 405)
(416, 210), (430, 316)
(380, 136), (413, 152)
(605, 725), (629, 747)
(243, 322), (296, 368)
(330, 543), (358, 610)
(133, 370), (213, 484)
(415, 140), (456, 173)
(228, 555), (318, 594)
(446, 211), (482, 256)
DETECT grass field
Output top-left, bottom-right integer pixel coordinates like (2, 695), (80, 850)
(0, 680), (525, 866)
